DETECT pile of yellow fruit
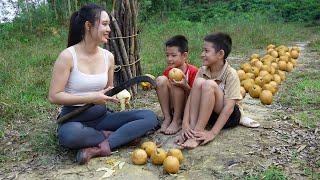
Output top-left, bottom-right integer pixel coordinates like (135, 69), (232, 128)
(238, 44), (301, 105)
(131, 141), (184, 174)
(140, 74), (156, 90)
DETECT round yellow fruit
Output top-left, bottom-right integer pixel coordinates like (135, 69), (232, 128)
(141, 141), (157, 157)
(167, 149), (184, 163)
(240, 86), (246, 98)
(269, 50), (279, 58)
(254, 76), (265, 87)
(260, 90), (273, 105)
(278, 61), (287, 71)
(168, 68), (184, 81)
(290, 50), (299, 59)
(250, 54), (260, 60)
(286, 62), (294, 72)
(241, 63), (251, 73)
(237, 70), (247, 81)
(163, 156), (180, 174)
(249, 85), (262, 98)
(151, 148), (167, 165)
(132, 149), (148, 165)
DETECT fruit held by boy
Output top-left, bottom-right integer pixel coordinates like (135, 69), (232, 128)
(168, 68), (184, 81)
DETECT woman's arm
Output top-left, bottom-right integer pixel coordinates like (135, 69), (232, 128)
(48, 50), (109, 105)
(106, 51), (115, 88)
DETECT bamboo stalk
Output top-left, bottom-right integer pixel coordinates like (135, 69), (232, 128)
(110, 15), (136, 95)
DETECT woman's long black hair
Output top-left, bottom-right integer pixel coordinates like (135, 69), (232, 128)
(67, 3), (105, 47)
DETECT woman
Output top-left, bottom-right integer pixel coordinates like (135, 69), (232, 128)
(48, 3), (159, 165)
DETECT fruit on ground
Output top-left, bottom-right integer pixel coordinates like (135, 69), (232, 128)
(241, 63), (251, 73)
(290, 50), (299, 59)
(286, 62), (294, 72)
(240, 86), (246, 98)
(250, 54), (260, 59)
(141, 141), (157, 157)
(168, 68), (184, 81)
(163, 156), (180, 174)
(167, 149), (184, 163)
(273, 74), (282, 84)
(237, 69), (247, 81)
(249, 85), (262, 98)
(151, 148), (167, 165)
(140, 74), (155, 90)
(260, 90), (273, 105)
(242, 79), (254, 92)
(132, 149), (148, 165)
(278, 61), (287, 71)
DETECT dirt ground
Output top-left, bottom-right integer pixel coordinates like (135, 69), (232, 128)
(1, 42), (319, 180)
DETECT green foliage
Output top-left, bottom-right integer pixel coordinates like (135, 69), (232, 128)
(139, 0), (320, 23)
(246, 166), (288, 180)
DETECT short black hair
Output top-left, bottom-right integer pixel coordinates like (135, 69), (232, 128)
(165, 35), (188, 53)
(204, 32), (232, 60)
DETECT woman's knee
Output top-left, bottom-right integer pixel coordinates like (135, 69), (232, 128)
(156, 76), (169, 87)
(139, 110), (159, 128)
(58, 122), (83, 148)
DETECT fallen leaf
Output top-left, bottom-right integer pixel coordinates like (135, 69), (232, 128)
(99, 169), (115, 180)
(297, 144), (307, 153)
(96, 167), (111, 172)
(118, 162), (125, 169)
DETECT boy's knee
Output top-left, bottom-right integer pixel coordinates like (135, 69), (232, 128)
(156, 76), (169, 87)
(202, 80), (218, 92)
(193, 78), (206, 88)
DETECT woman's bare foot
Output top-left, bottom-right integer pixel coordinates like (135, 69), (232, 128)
(157, 118), (171, 133)
(181, 138), (200, 149)
(165, 120), (182, 135)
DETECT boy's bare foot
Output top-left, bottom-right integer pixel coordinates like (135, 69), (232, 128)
(174, 135), (186, 145)
(157, 118), (171, 133)
(164, 120), (181, 135)
(181, 138), (200, 149)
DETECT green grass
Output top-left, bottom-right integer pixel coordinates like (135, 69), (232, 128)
(246, 166), (287, 180)
(277, 69), (320, 128)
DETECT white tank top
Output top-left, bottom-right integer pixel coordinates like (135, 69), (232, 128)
(64, 46), (108, 98)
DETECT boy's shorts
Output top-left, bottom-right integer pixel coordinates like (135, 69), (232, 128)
(207, 104), (241, 128)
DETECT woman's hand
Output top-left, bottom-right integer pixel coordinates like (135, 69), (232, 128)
(194, 130), (217, 145)
(90, 87), (119, 104)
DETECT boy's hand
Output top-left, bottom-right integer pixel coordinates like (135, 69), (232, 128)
(181, 124), (195, 139)
(194, 130), (216, 145)
(170, 74), (187, 88)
